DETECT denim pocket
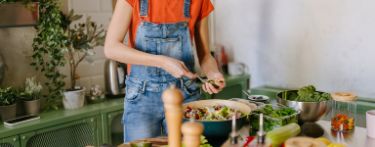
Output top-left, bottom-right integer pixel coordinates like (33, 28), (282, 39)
(125, 79), (143, 103)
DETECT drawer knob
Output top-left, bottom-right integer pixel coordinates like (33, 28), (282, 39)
(13, 138), (17, 141)
(22, 136), (26, 140)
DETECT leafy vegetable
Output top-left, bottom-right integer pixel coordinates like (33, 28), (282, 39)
(250, 105), (298, 133)
(282, 85), (331, 102)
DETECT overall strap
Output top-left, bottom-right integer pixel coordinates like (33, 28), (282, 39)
(140, 0), (148, 17)
(184, 0), (191, 18)
(140, 0), (191, 18)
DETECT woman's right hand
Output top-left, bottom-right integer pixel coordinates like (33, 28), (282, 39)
(158, 56), (196, 79)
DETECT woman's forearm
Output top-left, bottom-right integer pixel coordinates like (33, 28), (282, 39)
(200, 55), (220, 75)
(194, 17), (221, 75)
(104, 42), (163, 68)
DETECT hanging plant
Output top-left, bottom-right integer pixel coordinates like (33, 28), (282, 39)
(30, 0), (67, 111)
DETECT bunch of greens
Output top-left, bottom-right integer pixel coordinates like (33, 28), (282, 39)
(250, 105), (298, 133)
(0, 87), (18, 106)
(281, 85), (331, 102)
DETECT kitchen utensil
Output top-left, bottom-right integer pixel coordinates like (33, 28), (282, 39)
(277, 90), (330, 123)
(242, 90), (251, 97)
(196, 75), (221, 89)
(228, 62), (247, 76)
(105, 59), (126, 97)
(366, 110), (375, 138)
(162, 86), (183, 147)
(182, 99), (252, 137)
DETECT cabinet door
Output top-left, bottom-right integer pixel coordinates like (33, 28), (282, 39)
(20, 116), (99, 147)
(0, 136), (20, 147)
(102, 110), (124, 146)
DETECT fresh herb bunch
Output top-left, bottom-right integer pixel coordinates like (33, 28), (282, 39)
(21, 77), (43, 101)
(0, 87), (17, 106)
(282, 85), (331, 102)
(61, 10), (106, 90)
(250, 105), (298, 133)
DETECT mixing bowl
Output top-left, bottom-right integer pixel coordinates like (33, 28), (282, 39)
(277, 90), (331, 123)
(182, 99), (253, 137)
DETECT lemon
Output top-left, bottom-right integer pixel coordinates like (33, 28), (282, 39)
(316, 137), (331, 145)
(327, 143), (346, 147)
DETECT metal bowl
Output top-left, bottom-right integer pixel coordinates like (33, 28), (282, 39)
(277, 90), (331, 123)
(182, 99), (253, 137)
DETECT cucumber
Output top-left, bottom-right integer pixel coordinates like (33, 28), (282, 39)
(266, 123), (301, 147)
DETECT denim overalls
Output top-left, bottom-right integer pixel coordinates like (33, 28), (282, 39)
(123, 0), (200, 142)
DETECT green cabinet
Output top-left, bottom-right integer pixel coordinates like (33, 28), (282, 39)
(0, 136), (20, 147)
(101, 110), (124, 146)
(19, 117), (99, 147)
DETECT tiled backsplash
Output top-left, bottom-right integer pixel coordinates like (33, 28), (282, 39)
(0, 0), (113, 90)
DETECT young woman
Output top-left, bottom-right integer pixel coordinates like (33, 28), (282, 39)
(104, 0), (225, 142)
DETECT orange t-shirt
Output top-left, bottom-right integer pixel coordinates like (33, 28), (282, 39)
(125, 0), (214, 48)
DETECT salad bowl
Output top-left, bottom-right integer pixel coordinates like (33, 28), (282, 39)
(182, 99), (253, 137)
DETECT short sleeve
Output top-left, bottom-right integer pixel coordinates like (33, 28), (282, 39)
(125, 0), (135, 8)
(198, 0), (214, 20)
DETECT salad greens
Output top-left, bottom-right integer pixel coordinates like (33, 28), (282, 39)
(184, 105), (244, 121)
(250, 105), (298, 133)
(281, 85), (331, 102)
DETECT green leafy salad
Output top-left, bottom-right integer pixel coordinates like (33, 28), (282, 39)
(184, 105), (244, 121)
(250, 105), (298, 133)
(281, 85), (331, 102)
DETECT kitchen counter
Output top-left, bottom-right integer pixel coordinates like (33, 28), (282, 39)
(317, 120), (374, 146)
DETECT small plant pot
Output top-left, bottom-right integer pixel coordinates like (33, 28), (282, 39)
(0, 103), (17, 121)
(63, 88), (86, 110)
(24, 99), (41, 115)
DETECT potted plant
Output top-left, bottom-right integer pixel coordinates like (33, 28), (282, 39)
(0, 87), (17, 121)
(60, 10), (105, 109)
(20, 77), (42, 115)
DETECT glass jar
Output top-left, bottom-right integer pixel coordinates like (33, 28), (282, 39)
(331, 92), (357, 132)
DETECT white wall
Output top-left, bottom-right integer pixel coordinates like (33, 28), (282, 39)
(214, 0), (375, 98)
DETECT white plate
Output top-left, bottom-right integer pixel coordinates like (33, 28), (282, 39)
(248, 95), (270, 101)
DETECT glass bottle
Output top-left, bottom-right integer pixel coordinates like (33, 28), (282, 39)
(331, 92), (357, 133)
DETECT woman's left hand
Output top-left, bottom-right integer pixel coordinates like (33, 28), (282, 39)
(202, 72), (225, 94)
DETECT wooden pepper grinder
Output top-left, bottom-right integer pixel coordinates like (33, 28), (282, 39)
(162, 86), (184, 147)
(182, 121), (204, 147)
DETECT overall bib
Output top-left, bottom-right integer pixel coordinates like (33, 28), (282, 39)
(123, 0), (200, 142)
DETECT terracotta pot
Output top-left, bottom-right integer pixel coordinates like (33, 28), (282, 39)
(63, 88), (86, 110)
(0, 103), (17, 121)
(24, 99), (40, 115)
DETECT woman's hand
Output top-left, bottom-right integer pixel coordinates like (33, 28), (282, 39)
(159, 56), (196, 79)
(202, 72), (225, 94)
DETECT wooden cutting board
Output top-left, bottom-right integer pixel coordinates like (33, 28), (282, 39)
(118, 137), (168, 147)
